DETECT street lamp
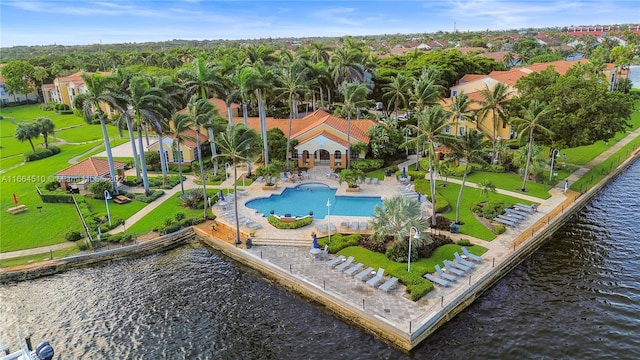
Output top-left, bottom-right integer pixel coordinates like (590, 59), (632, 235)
(549, 149), (560, 183)
(326, 198), (331, 243)
(104, 190), (112, 226)
(408, 226), (420, 272)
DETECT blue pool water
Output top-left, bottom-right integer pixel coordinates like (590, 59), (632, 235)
(245, 183), (383, 218)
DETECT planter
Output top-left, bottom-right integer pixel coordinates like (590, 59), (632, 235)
(262, 184), (277, 190)
(345, 186), (360, 192)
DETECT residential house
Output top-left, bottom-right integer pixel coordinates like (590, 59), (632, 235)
(0, 64), (38, 104)
(43, 71), (113, 115)
(147, 129), (208, 164)
(55, 157), (127, 191)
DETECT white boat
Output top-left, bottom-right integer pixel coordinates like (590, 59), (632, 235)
(0, 333), (54, 360)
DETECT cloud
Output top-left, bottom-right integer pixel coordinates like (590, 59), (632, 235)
(311, 7), (362, 26)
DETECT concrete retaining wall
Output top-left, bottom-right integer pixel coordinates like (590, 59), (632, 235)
(0, 228), (195, 284)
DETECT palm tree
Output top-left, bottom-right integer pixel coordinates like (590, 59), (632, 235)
(34, 117), (55, 149)
(127, 76), (170, 194)
(79, 73), (125, 194)
(214, 123), (260, 245)
(447, 92), (474, 135)
(169, 113), (195, 195)
(448, 129), (490, 224)
(404, 105), (452, 227)
(335, 81), (370, 168)
(330, 46), (365, 84)
(370, 195), (430, 261)
(409, 68), (445, 112)
(476, 82), (511, 164)
(511, 100), (553, 191)
(478, 179), (497, 199)
(513, 145), (547, 184)
(182, 95), (217, 218)
(382, 74), (412, 118)
(15, 122), (39, 151)
(275, 61), (309, 170)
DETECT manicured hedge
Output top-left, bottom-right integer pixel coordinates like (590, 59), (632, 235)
(133, 190), (164, 203)
(267, 215), (313, 229)
(24, 145), (61, 162)
(40, 193), (75, 203)
(318, 233), (362, 253)
(350, 159), (384, 172)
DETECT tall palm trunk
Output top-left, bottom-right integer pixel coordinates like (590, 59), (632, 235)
(158, 133), (168, 184)
(521, 127), (535, 191)
(241, 104), (252, 176)
(286, 95), (294, 171)
(99, 115), (119, 195)
(347, 113), (351, 169)
(196, 128), (208, 219)
(492, 109), (498, 164)
(177, 138), (185, 195)
(233, 162), (241, 245)
(207, 127), (219, 175)
(257, 89), (269, 165)
(125, 113), (141, 182)
(455, 162), (470, 224)
(137, 129), (151, 195)
(428, 144), (437, 227)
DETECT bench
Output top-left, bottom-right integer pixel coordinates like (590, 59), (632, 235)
(113, 195), (131, 204)
(7, 205), (28, 214)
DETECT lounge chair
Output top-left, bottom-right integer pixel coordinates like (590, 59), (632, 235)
(320, 245), (329, 260)
(378, 277), (399, 292)
(372, 178), (379, 185)
(358, 222), (368, 233)
(366, 268), (385, 287)
(515, 203), (536, 213)
(326, 255), (345, 268)
(462, 247), (483, 263)
(442, 260), (465, 276)
(344, 263), (364, 276)
(365, 178), (371, 184)
(454, 252), (475, 268)
(445, 259), (470, 273)
(355, 267), (374, 281)
(315, 223), (328, 235)
(493, 217), (517, 227)
(505, 208), (527, 220)
(335, 256), (354, 271)
(340, 221), (349, 232)
(280, 172), (287, 181)
(256, 176), (264, 183)
(435, 265), (457, 282)
(328, 223), (337, 233)
(424, 273), (450, 287)
(350, 222), (359, 232)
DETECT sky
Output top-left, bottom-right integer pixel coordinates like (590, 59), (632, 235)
(1, 0), (639, 47)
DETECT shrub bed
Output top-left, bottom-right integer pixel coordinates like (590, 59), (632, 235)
(24, 145), (61, 162)
(133, 190), (164, 203)
(471, 200), (511, 219)
(350, 159), (384, 172)
(267, 215), (313, 229)
(318, 233), (362, 253)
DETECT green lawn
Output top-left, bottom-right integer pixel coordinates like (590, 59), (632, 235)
(124, 191), (217, 236)
(84, 197), (147, 226)
(0, 155), (25, 170)
(457, 171), (552, 199)
(0, 246), (80, 268)
(0, 143), (101, 252)
(53, 123), (124, 143)
(338, 243), (487, 300)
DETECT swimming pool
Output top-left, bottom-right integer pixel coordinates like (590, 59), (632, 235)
(245, 183), (383, 218)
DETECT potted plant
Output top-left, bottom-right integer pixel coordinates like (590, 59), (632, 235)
(260, 163), (279, 190)
(338, 168), (365, 192)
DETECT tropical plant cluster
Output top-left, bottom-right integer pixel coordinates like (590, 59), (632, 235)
(267, 215), (313, 229)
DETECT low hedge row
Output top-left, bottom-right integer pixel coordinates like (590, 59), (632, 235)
(267, 215), (313, 229)
(350, 159), (384, 172)
(155, 216), (207, 235)
(318, 233), (362, 253)
(132, 190), (164, 203)
(24, 146), (61, 162)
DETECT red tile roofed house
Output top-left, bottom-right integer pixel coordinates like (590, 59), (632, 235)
(56, 157), (126, 191)
(447, 59), (598, 144)
(231, 109), (376, 169)
(147, 129), (208, 164)
(48, 71), (113, 115)
(0, 64), (38, 104)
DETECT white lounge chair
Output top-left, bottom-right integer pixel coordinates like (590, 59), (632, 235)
(355, 267), (374, 281)
(378, 277), (399, 292)
(424, 273), (450, 287)
(326, 255), (345, 268)
(462, 247), (483, 263)
(358, 222), (368, 233)
(335, 256), (354, 271)
(366, 268), (385, 287)
(372, 178), (379, 185)
(455, 252), (475, 268)
(365, 178), (371, 184)
(344, 263), (364, 276)
(328, 223), (337, 233)
(435, 264), (457, 282)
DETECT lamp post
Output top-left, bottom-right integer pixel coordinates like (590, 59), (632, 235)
(326, 198), (331, 243)
(549, 149), (560, 183)
(408, 226), (420, 272)
(104, 190), (112, 226)
(225, 162), (231, 194)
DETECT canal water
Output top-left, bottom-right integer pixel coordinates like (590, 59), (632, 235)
(1, 161), (639, 359)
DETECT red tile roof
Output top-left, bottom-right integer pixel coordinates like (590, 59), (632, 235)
(56, 157), (126, 177)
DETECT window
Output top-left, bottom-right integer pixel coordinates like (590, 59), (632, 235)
(444, 125), (451, 134)
(459, 126), (466, 136)
(451, 90), (457, 97)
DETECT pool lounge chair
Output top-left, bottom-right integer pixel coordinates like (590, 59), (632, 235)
(355, 267), (374, 281)
(358, 222), (368, 233)
(442, 260), (465, 276)
(326, 255), (345, 268)
(494, 217), (517, 227)
(378, 277), (399, 292)
(366, 268), (385, 287)
(344, 263), (364, 276)
(462, 247), (483, 263)
(445, 259), (470, 273)
(435, 265), (457, 282)
(315, 223), (328, 235)
(365, 178), (371, 184)
(372, 178), (379, 185)
(454, 252), (476, 268)
(350, 222), (359, 232)
(328, 223), (337, 233)
(335, 256), (354, 271)
(424, 273), (450, 287)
